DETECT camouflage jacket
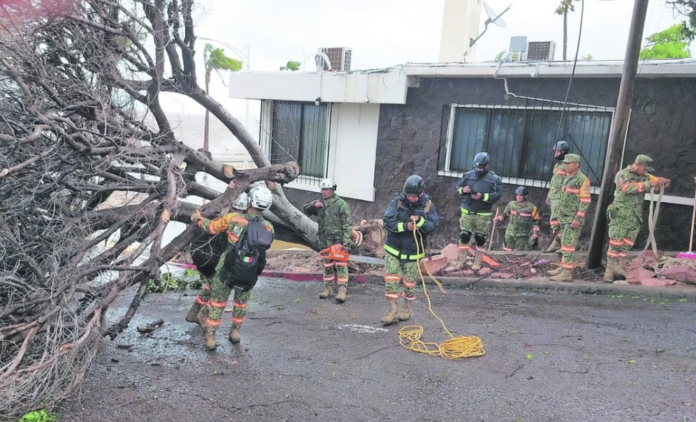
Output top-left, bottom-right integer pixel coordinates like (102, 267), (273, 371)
(197, 211), (274, 246)
(303, 195), (352, 248)
(611, 166), (658, 219)
(501, 201), (540, 237)
(548, 162), (567, 204)
(558, 171), (592, 225)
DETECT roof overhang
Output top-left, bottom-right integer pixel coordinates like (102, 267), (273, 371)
(229, 59), (696, 104)
(399, 59), (696, 78)
(229, 69), (412, 105)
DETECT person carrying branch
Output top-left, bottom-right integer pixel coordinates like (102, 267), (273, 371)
(188, 184), (274, 350)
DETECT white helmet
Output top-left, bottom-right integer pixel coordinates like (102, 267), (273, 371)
(319, 178), (337, 190)
(232, 192), (250, 211)
(249, 186), (273, 210)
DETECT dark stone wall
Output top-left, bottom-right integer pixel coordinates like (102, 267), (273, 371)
(281, 76), (696, 252)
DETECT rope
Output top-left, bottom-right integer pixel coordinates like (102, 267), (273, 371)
(643, 186), (664, 257)
(397, 224), (485, 359)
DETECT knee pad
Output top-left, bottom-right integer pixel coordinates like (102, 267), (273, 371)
(460, 230), (472, 244)
(474, 232), (487, 247)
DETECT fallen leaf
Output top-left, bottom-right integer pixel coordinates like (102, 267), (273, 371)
(628, 359), (637, 364)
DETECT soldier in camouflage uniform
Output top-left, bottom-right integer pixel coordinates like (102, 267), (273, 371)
(455, 152), (502, 270)
(547, 154), (592, 282)
(303, 178), (353, 302)
(185, 190), (249, 328)
(494, 186), (540, 251)
(545, 141), (571, 253)
(382, 175), (439, 325)
(188, 186), (274, 350)
(603, 154), (670, 282)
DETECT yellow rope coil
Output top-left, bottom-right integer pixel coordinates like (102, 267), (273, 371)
(397, 222), (485, 359)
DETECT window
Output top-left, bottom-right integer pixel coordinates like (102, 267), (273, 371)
(270, 101), (330, 179)
(443, 105), (612, 185)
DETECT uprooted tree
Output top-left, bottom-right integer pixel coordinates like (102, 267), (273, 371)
(0, 0), (321, 418)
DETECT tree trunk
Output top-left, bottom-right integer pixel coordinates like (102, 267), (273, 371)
(563, 9), (568, 61)
(204, 69), (211, 152)
(186, 89), (319, 247)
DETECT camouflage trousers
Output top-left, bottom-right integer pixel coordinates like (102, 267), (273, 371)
(384, 254), (419, 301)
(504, 234), (533, 251)
(194, 252), (252, 329)
(559, 223), (582, 270)
(549, 201), (561, 238)
(607, 208), (641, 260)
(458, 212), (491, 254)
(323, 257), (349, 287)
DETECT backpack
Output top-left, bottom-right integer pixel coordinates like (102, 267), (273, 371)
(219, 219), (273, 291)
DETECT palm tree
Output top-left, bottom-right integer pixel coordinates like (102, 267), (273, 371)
(555, 0), (576, 61)
(203, 43), (242, 152)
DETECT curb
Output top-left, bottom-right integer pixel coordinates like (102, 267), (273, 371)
(260, 271), (696, 298)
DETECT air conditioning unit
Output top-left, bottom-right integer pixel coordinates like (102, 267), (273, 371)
(317, 47), (352, 71)
(526, 41), (556, 61)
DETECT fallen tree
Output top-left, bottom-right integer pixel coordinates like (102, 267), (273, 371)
(0, 0), (319, 418)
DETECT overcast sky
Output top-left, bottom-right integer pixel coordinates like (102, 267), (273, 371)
(162, 0), (688, 149)
(194, 0), (685, 69)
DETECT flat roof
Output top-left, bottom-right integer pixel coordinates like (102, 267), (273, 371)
(347, 59), (696, 78)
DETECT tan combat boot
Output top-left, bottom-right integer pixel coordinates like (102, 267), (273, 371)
(397, 300), (412, 321)
(471, 250), (483, 271)
(204, 325), (217, 351)
(614, 258), (627, 278)
(381, 300), (399, 325)
(185, 301), (202, 324)
(603, 259), (616, 283)
(335, 284), (347, 303)
(228, 323), (242, 344)
(458, 248), (469, 269)
(197, 306), (209, 330)
(550, 269), (573, 282)
(545, 236), (561, 253)
(319, 285), (334, 299)
(547, 264), (564, 277)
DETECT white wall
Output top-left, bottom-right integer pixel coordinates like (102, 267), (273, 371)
(439, 0), (481, 62)
(328, 103), (380, 202)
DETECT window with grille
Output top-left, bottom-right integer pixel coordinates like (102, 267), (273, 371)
(270, 101), (329, 179)
(443, 105), (613, 186)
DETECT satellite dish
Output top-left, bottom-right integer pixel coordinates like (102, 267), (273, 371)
(484, 1), (507, 28)
(470, 2), (512, 47)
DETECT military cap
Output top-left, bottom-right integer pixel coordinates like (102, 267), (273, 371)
(563, 154), (581, 163)
(634, 154), (655, 172)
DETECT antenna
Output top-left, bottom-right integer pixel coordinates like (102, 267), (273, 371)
(470, 1), (511, 47)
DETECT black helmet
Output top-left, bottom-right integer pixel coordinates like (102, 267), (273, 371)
(514, 186), (528, 196)
(554, 141), (570, 161)
(403, 175), (424, 196)
(553, 141), (570, 153)
(473, 152), (490, 168)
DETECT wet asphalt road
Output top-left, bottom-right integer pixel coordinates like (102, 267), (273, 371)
(60, 278), (696, 422)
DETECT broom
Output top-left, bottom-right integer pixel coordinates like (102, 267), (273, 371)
(676, 176), (696, 260)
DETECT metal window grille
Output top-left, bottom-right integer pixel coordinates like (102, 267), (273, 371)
(442, 100), (614, 187)
(270, 101), (330, 183)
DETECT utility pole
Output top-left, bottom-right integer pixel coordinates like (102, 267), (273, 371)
(587, 0), (650, 269)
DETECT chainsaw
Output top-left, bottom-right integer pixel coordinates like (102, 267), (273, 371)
(318, 244), (385, 265)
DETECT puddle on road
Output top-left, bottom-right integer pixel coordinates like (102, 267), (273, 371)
(334, 324), (389, 334)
